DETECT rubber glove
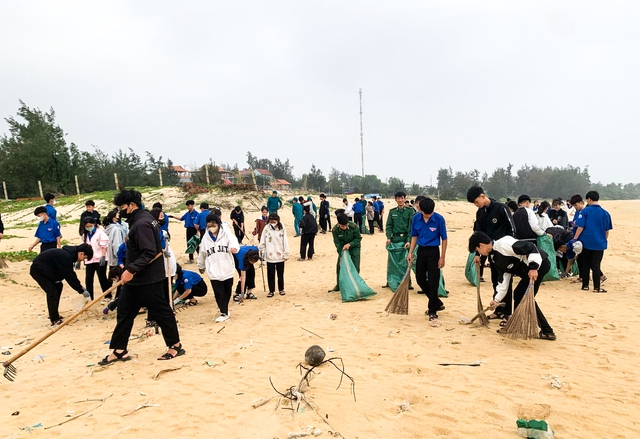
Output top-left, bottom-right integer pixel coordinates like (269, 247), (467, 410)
(99, 256), (106, 266)
(75, 261), (82, 270)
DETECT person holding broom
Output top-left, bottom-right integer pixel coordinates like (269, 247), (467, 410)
(468, 231), (557, 340)
(328, 213), (362, 292)
(383, 191), (414, 290)
(407, 197), (447, 327)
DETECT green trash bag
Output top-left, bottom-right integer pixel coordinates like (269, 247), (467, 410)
(186, 235), (200, 254)
(536, 235), (559, 282)
(339, 250), (376, 302)
(559, 260), (580, 276)
(465, 252), (478, 286)
(386, 241), (409, 292)
(410, 247), (448, 297)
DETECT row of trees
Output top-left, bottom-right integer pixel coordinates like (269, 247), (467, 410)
(1, 102), (639, 200)
(0, 102), (180, 197)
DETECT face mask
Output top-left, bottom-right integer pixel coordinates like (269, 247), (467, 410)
(53, 200), (57, 205)
(37, 216), (44, 222)
(158, 219), (166, 226)
(207, 225), (219, 234)
(119, 206), (130, 219)
(85, 227), (95, 233)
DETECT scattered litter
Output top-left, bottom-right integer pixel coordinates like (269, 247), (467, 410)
(450, 341), (461, 345)
(541, 374), (563, 389)
(1, 346), (11, 350)
(154, 365), (187, 380)
(121, 402), (159, 417)
(86, 363), (95, 367)
(396, 400), (412, 413)
(15, 339), (31, 346)
(140, 392), (147, 396)
(438, 361), (481, 367)
(328, 314), (337, 320)
(32, 354), (46, 362)
(32, 423), (42, 428)
(2, 351), (10, 355)
(103, 341), (110, 344)
(11, 411), (19, 416)
(326, 348), (335, 352)
(204, 360), (220, 368)
(516, 419), (554, 438)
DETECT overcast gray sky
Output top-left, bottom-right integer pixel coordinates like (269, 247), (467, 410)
(2, 1), (639, 186)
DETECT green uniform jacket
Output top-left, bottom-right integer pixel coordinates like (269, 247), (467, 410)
(332, 222), (362, 252)
(385, 207), (414, 243)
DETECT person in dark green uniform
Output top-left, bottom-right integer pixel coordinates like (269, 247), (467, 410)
(328, 213), (362, 292)
(383, 191), (415, 290)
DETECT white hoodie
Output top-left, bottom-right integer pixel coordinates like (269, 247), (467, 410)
(259, 223), (290, 263)
(197, 226), (240, 281)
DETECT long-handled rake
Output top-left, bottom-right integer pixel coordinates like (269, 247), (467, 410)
(3, 281), (122, 381)
(385, 266), (411, 315)
(475, 262), (490, 326)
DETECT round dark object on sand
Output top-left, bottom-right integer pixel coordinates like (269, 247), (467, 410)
(305, 345), (326, 366)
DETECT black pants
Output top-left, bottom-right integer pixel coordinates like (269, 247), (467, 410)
(177, 279), (208, 299)
(415, 246), (444, 315)
(354, 213), (362, 230)
(85, 263), (111, 300)
(267, 261), (285, 293)
(186, 227), (197, 260)
(579, 249), (605, 289)
(368, 219), (375, 234)
(491, 257), (513, 316)
(377, 212), (384, 231)
(512, 258), (553, 334)
(233, 224), (244, 243)
(210, 278), (234, 315)
(30, 266), (65, 322)
(40, 242), (57, 253)
(234, 262), (256, 294)
(479, 255), (487, 278)
(319, 214), (330, 232)
(300, 234), (316, 259)
(110, 279), (180, 350)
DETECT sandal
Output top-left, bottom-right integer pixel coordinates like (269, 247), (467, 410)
(570, 278), (582, 284)
(593, 288), (607, 293)
(158, 344), (185, 361)
(487, 312), (504, 320)
(499, 317), (510, 327)
(245, 292), (257, 300)
(233, 293), (242, 302)
(99, 349), (131, 366)
(601, 275), (608, 284)
(267, 292), (274, 298)
(279, 290), (286, 296)
(539, 331), (557, 341)
(186, 299), (198, 306)
(428, 315), (441, 328)
(581, 287), (590, 291)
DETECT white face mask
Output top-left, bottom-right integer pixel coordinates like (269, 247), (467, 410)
(53, 200), (57, 205)
(37, 215), (44, 222)
(207, 225), (219, 234)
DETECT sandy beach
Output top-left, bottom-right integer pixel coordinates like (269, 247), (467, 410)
(1, 194), (639, 438)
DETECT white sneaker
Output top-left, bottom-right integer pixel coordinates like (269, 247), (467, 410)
(215, 314), (230, 323)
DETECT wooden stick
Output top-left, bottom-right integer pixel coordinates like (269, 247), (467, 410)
(44, 393), (112, 429)
(300, 327), (324, 339)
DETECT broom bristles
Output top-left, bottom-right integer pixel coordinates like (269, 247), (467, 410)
(501, 283), (538, 340)
(0, 255), (7, 270)
(385, 268), (411, 315)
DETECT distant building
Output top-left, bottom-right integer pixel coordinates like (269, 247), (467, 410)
(272, 179), (292, 191)
(239, 168), (274, 189)
(171, 165), (192, 183)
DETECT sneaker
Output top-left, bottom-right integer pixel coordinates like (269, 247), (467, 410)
(215, 314), (230, 323)
(297, 258), (306, 261)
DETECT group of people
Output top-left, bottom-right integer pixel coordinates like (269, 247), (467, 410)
(13, 183), (613, 368)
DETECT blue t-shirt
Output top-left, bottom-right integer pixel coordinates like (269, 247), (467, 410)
(117, 242), (127, 265)
(410, 211), (447, 247)
(574, 204), (612, 251)
(160, 217), (169, 233)
(234, 245), (259, 271)
(292, 203), (303, 219)
(45, 204), (57, 221)
(176, 270), (203, 291)
(352, 202), (364, 214)
(180, 209), (199, 228)
(196, 210), (209, 231)
(373, 202), (380, 212)
(35, 218), (61, 243)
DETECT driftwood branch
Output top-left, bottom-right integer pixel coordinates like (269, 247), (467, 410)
(44, 393), (113, 429)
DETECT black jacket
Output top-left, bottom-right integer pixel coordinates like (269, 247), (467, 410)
(0, 214), (4, 234)
(319, 200), (330, 216)
(513, 207), (536, 240)
(31, 246), (84, 293)
(547, 209), (568, 230)
(474, 199), (516, 240)
(124, 208), (164, 286)
(299, 213), (318, 235)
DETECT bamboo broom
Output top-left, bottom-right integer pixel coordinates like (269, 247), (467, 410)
(500, 282), (538, 340)
(385, 266), (411, 315)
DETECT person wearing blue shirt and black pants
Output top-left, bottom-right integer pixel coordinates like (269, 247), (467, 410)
(352, 197), (364, 231)
(29, 206), (61, 253)
(44, 193), (57, 221)
(173, 263), (208, 306)
(573, 190), (612, 293)
(407, 198), (448, 326)
(169, 200), (199, 263)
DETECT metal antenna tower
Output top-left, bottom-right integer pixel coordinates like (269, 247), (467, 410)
(359, 88), (364, 177)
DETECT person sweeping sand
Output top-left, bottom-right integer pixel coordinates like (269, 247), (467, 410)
(468, 231), (557, 340)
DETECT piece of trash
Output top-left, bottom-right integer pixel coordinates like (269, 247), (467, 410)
(104, 340), (111, 344)
(397, 400), (412, 413)
(140, 392), (147, 396)
(32, 423), (42, 428)
(438, 361), (481, 367)
(2, 351), (10, 355)
(328, 314), (337, 320)
(326, 348), (335, 352)
(32, 354), (46, 362)
(1, 346), (11, 350)
(86, 363), (95, 367)
(12, 411), (19, 416)
(352, 327), (358, 333)
(516, 419), (554, 438)
(541, 374), (563, 389)
(450, 341), (461, 345)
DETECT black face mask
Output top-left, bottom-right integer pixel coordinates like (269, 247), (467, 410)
(158, 219), (166, 226)
(119, 206), (130, 219)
